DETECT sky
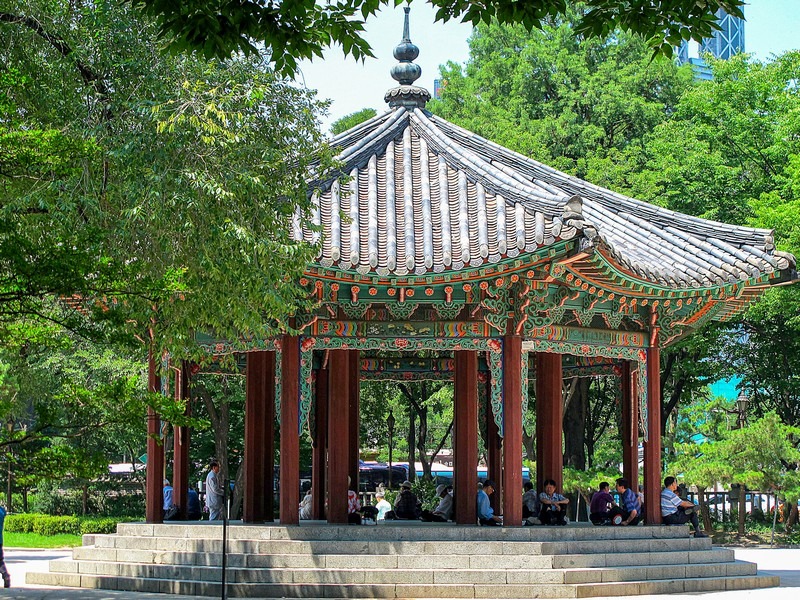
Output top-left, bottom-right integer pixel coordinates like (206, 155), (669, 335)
(297, 0), (800, 132)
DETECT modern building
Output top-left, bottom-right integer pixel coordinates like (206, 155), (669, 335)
(678, 7), (745, 79)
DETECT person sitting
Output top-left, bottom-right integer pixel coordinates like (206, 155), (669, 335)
(374, 491), (392, 520)
(186, 488), (202, 520)
(538, 479), (569, 526)
(421, 484), (453, 522)
(589, 481), (621, 525)
(299, 487), (313, 520)
(477, 480), (503, 526)
(615, 477), (641, 526)
(661, 476), (707, 537)
(522, 481), (541, 524)
(347, 477), (362, 524)
(390, 480), (421, 520)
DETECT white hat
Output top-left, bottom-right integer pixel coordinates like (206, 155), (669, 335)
(401, 480), (412, 489)
(435, 484), (449, 496)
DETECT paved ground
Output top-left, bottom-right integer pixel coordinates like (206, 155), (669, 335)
(2, 547), (799, 599)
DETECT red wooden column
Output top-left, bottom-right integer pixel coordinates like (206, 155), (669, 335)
(454, 350), (478, 525)
(620, 361), (639, 490)
(244, 351), (272, 522)
(535, 352), (563, 493)
(644, 326), (662, 524)
(327, 349), (350, 523)
(172, 362), (190, 520)
(280, 336), (301, 524)
(312, 365), (329, 520)
(485, 385), (502, 514)
(145, 348), (165, 524)
(264, 353), (276, 520)
(348, 350), (361, 492)
(503, 335), (523, 526)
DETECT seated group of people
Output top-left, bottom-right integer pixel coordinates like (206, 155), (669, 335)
(480, 478), (570, 527)
(384, 480), (454, 522)
(588, 476), (706, 537)
(588, 478), (641, 526)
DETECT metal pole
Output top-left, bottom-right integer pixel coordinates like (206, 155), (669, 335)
(770, 491), (779, 546)
(221, 478), (230, 600)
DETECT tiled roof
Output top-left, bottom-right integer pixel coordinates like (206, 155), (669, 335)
(296, 106), (795, 289)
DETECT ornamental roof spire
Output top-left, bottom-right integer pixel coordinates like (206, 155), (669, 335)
(384, 6), (431, 109)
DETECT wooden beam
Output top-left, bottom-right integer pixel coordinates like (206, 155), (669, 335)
(145, 348), (164, 524)
(644, 330), (662, 525)
(348, 349), (360, 493)
(312, 365), (328, 520)
(454, 350), (478, 525)
(536, 352), (563, 492)
(486, 385), (502, 514)
(503, 335), (523, 526)
(621, 361), (639, 490)
(328, 349), (350, 523)
(244, 351), (269, 522)
(172, 362), (190, 520)
(280, 336), (300, 524)
(264, 352), (276, 521)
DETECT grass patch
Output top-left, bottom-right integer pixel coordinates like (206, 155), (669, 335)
(4, 531), (82, 548)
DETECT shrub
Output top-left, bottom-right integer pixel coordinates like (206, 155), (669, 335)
(5, 513), (136, 536)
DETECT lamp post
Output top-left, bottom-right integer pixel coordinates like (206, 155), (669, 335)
(387, 411), (396, 489)
(736, 391), (750, 429)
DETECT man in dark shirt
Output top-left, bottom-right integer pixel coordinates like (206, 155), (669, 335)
(393, 480), (421, 519)
(615, 477), (641, 526)
(590, 482), (621, 525)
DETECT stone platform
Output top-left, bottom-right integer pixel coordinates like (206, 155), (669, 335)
(27, 522), (778, 598)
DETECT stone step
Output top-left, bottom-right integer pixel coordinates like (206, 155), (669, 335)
(113, 522), (691, 542)
(573, 574), (781, 597)
(26, 570), (780, 598)
(90, 534), (709, 556)
(46, 558), (757, 585)
(71, 544), (732, 570)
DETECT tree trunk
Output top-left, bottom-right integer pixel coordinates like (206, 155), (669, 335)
(563, 378), (588, 469)
(229, 461), (245, 519)
(522, 430), (536, 467)
(738, 486), (746, 535)
(698, 486), (712, 533)
(82, 483), (89, 515)
(407, 411), (416, 482)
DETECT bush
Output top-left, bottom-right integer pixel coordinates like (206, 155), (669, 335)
(5, 513), (135, 536)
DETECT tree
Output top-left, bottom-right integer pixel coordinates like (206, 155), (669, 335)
(1, 1), (336, 358)
(331, 108), (378, 136)
(132, 0), (744, 74)
(633, 52), (800, 427)
(429, 12), (692, 179)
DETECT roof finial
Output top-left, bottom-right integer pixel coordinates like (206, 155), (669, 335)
(385, 5), (430, 108)
(390, 6), (421, 85)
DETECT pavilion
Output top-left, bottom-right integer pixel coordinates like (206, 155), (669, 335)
(144, 8), (797, 529)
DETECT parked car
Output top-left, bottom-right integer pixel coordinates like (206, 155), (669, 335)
(704, 492), (766, 515)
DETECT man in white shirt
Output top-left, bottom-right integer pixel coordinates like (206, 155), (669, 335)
(661, 476), (706, 537)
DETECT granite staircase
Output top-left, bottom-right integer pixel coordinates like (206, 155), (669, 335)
(27, 522), (778, 598)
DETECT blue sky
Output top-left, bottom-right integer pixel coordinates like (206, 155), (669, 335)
(298, 1), (800, 132)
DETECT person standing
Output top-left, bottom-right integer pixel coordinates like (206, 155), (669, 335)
(186, 487), (202, 520)
(661, 476), (707, 537)
(477, 480), (502, 526)
(0, 503), (9, 587)
(205, 459), (225, 521)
